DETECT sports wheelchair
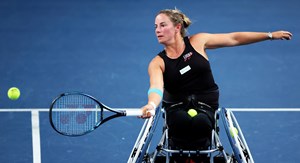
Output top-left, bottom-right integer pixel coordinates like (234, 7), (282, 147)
(128, 106), (254, 163)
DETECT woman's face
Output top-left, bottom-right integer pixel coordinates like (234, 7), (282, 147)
(155, 13), (179, 44)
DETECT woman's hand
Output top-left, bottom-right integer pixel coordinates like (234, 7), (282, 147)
(138, 104), (155, 119)
(271, 31), (293, 40)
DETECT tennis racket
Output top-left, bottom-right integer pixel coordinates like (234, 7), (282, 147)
(221, 107), (254, 163)
(49, 92), (155, 136)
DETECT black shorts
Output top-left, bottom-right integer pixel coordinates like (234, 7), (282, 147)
(164, 101), (216, 150)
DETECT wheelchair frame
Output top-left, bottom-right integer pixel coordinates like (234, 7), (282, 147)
(128, 107), (254, 163)
(148, 108), (232, 163)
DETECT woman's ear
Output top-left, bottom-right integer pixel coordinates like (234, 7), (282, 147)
(175, 23), (182, 33)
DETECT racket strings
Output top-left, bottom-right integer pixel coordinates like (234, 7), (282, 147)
(52, 94), (101, 135)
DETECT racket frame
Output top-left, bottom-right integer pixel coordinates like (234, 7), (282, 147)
(49, 92), (153, 136)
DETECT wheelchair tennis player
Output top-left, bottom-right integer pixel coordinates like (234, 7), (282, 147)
(139, 8), (292, 163)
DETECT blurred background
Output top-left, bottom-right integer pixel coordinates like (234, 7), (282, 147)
(0, 0), (299, 162)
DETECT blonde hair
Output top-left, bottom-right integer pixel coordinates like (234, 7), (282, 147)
(157, 9), (192, 37)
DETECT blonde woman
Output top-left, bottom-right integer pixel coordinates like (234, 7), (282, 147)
(141, 8), (292, 158)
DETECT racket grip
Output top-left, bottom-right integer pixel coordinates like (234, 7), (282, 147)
(126, 109), (155, 116)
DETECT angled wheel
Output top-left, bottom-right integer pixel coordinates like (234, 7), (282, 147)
(221, 108), (254, 163)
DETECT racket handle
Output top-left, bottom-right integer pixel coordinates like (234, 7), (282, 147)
(125, 109), (155, 116)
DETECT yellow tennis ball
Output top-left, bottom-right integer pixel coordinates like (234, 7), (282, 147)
(7, 87), (20, 100)
(187, 109), (197, 117)
(230, 127), (238, 137)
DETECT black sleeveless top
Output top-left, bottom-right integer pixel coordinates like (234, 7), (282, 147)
(158, 37), (219, 108)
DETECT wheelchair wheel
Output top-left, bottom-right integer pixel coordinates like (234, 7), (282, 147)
(221, 108), (254, 163)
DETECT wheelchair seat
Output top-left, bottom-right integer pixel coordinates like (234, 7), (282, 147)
(148, 102), (230, 163)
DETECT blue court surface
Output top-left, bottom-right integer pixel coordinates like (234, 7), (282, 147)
(1, 0), (300, 162)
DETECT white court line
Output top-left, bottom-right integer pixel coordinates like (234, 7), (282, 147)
(31, 110), (41, 163)
(0, 108), (49, 112)
(228, 108), (300, 112)
(0, 108), (138, 112)
(1, 108), (300, 112)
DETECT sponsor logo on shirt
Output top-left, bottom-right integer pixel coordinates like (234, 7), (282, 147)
(183, 52), (193, 62)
